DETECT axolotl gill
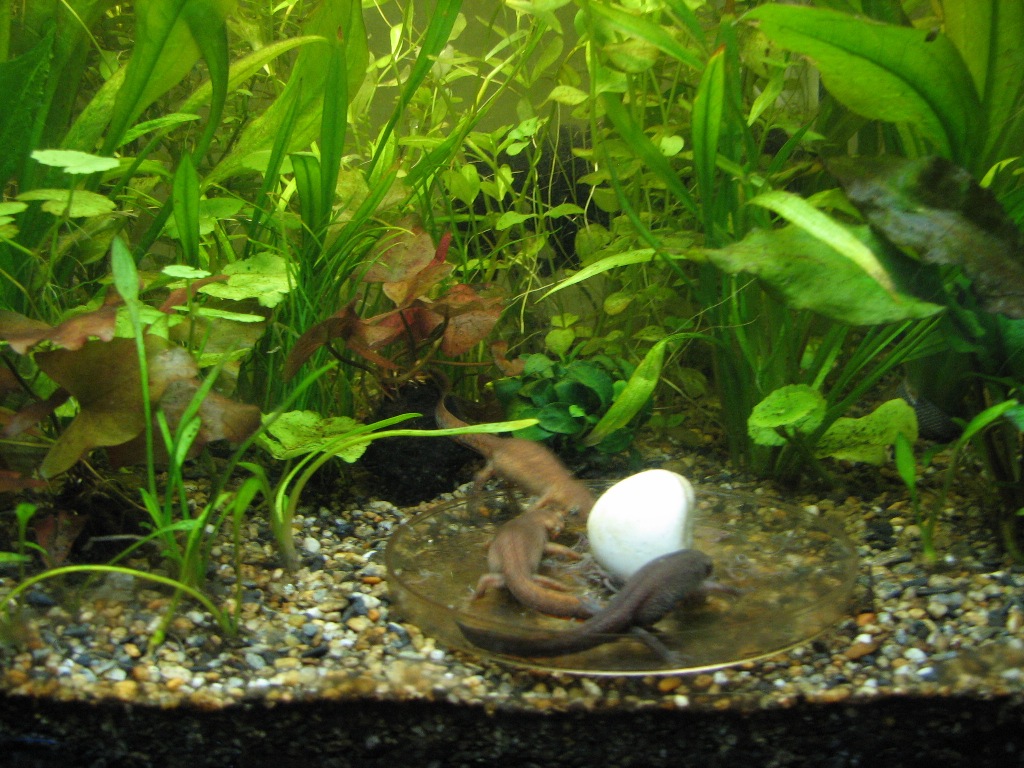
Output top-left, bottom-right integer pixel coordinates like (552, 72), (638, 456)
(456, 549), (721, 657)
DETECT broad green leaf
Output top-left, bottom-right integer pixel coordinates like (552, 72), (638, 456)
(258, 410), (366, 462)
(199, 252), (291, 308)
(748, 385), (826, 447)
(30, 150), (120, 176)
(536, 403), (584, 435)
(603, 291), (633, 315)
(816, 399), (918, 465)
(565, 360), (615, 408)
(548, 85), (589, 106)
(17, 189), (117, 218)
(746, 5), (981, 164)
(544, 328), (576, 357)
(704, 224), (943, 325)
(162, 265), (212, 279)
(497, 211), (535, 230)
(164, 196), (245, 238)
(750, 190), (894, 293)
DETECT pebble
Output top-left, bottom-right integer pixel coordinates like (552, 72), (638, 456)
(1, 454), (1022, 715)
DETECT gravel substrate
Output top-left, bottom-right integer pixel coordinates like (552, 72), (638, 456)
(2, 448), (1023, 765)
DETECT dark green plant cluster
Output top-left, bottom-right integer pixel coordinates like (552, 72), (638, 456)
(493, 353), (648, 454)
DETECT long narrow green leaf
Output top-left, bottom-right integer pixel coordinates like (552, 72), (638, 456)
(103, 0), (238, 154)
(541, 249), (657, 299)
(690, 47), (725, 233)
(182, 1), (230, 164)
(206, 2), (367, 186)
(172, 155), (200, 264)
(589, 3), (702, 70)
(318, 12), (355, 233)
(0, 30), (53, 188)
(941, 0), (1024, 171)
(745, 5), (981, 165)
(584, 334), (699, 447)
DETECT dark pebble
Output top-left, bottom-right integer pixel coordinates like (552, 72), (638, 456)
(301, 644), (329, 659)
(62, 624), (91, 639)
(25, 590), (57, 608)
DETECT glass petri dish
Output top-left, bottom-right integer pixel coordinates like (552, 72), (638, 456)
(385, 485), (857, 676)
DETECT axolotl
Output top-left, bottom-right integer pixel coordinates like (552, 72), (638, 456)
(457, 549), (723, 657)
(434, 383), (595, 524)
(472, 506), (595, 620)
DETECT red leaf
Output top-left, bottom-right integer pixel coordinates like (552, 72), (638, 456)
(0, 306), (118, 354)
(0, 469), (46, 493)
(363, 217), (436, 284)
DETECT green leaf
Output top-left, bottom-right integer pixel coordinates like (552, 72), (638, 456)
(583, 334), (677, 447)
(815, 398), (918, 465)
(704, 224), (943, 325)
(589, 2), (702, 71)
(548, 85), (589, 106)
(111, 236), (140, 304)
(17, 189), (117, 218)
(749, 190), (894, 294)
(121, 113), (201, 146)
(746, 4), (981, 164)
(544, 328), (576, 357)
(564, 360), (615, 408)
(258, 410), (366, 462)
(31, 149), (120, 175)
(691, 47), (725, 225)
(536, 403), (585, 435)
(541, 249), (657, 299)
(163, 265), (212, 280)
(496, 211), (535, 230)
(748, 384), (826, 447)
(207, 1), (367, 185)
(0, 31), (53, 188)
(894, 432), (917, 494)
(104, 0), (239, 154)
(958, 399), (1020, 446)
(172, 155), (200, 263)
(198, 253), (291, 308)
(941, 1), (1024, 169)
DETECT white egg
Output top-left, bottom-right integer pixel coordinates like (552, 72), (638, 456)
(586, 469), (696, 582)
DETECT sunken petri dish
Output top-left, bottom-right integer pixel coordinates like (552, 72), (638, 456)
(385, 485), (858, 676)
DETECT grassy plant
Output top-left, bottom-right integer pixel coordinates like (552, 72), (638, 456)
(253, 409), (538, 570)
